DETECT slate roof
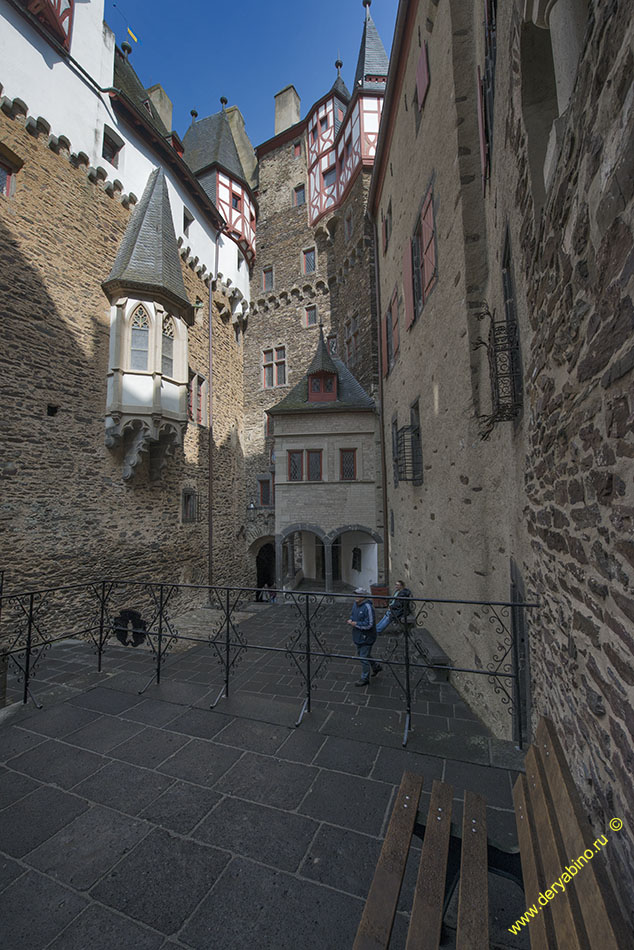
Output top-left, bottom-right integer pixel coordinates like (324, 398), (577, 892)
(330, 75), (351, 103)
(182, 112), (246, 186)
(269, 331), (375, 415)
(113, 48), (170, 139)
(353, 7), (389, 91)
(102, 167), (193, 323)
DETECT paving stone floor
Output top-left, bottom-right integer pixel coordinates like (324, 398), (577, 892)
(1, 599), (529, 949)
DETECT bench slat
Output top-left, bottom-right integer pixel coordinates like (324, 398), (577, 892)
(405, 779), (453, 950)
(524, 744), (589, 948)
(534, 718), (631, 949)
(353, 771), (424, 950)
(513, 773), (556, 950)
(456, 791), (488, 950)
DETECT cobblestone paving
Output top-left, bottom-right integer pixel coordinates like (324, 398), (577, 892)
(1, 600), (528, 949)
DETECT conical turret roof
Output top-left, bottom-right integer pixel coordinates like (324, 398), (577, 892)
(354, 3), (389, 91)
(102, 167), (192, 323)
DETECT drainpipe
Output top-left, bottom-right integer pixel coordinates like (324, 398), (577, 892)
(208, 231), (221, 588)
(372, 217), (390, 588)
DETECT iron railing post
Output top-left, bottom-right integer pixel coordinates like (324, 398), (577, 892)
(305, 593), (312, 715)
(402, 617), (412, 746)
(225, 586), (231, 700)
(156, 584), (164, 685)
(97, 580), (106, 673)
(23, 592), (34, 705)
(512, 601), (523, 749)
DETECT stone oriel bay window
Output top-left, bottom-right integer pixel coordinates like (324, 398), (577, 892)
(105, 298), (190, 480)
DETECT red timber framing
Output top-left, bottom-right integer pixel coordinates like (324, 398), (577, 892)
(25, 0), (74, 51)
(215, 169), (256, 264)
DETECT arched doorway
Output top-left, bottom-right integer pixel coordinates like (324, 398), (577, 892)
(256, 542), (275, 589)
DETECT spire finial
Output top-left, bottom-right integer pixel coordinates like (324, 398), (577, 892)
(363, 0), (371, 17)
(220, 96), (228, 110)
(190, 109), (198, 124)
(335, 54), (343, 77)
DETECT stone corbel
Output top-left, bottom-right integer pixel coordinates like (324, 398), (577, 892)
(523, 0), (557, 28)
(121, 420), (151, 481)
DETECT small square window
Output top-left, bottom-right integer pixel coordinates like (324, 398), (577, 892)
(311, 377), (321, 393)
(294, 184), (306, 207)
(102, 126), (123, 168)
(306, 305), (317, 327)
(263, 267), (274, 291)
(288, 450), (303, 481)
(303, 248), (316, 274)
(320, 116), (329, 132)
(340, 449), (356, 481)
(307, 450), (322, 481)
(294, 142), (301, 158)
(0, 163), (11, 197)
(182, 489), (197, 523)
(323, 166), (336, 189)
(231, 192), (241, 210)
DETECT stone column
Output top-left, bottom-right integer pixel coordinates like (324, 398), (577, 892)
(324, 539), (333, 593)
(275, 536), (284, 590)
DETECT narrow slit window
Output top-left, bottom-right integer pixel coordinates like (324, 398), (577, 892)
(162, 316), (174, 377)
(130, 306), (150, 371)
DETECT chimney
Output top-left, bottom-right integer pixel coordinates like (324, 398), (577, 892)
(274, 85), (300, 136)
(146, 84), (173, 132)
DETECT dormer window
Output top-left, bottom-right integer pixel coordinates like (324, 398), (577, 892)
(308, 372), (337, 402)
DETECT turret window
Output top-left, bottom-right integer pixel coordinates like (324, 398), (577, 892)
(162, 317), (175, 377)
(130, 306), (150, 371)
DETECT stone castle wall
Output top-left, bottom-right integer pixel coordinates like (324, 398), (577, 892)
(0, 106), (244, 601)
(490, 0), (634, 909)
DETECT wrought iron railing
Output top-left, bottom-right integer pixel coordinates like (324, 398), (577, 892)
(0, 579), (538, 748)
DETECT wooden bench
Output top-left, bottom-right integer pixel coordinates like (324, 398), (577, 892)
(354, 718), (630, 949)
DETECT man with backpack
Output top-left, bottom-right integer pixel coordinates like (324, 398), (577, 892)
(347, 587), (382, 686)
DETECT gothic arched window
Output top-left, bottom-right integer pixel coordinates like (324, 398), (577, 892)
(130, 305), (150, 371)
(162, 316), (174, 377)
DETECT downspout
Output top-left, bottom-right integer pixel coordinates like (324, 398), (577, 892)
(208, 230), (221, 588)
(372, 217), (390, 589)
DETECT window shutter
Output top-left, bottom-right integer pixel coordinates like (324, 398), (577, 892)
(476, 66), (488, 195)
(392, 290), (400, 355)
(416, 43), (430, 111)
(403, 240), (415, 328)
(381, 311), (389, 377)
(421, 193), (436, 297)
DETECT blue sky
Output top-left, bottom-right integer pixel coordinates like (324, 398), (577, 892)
(104, 0), (397, 147)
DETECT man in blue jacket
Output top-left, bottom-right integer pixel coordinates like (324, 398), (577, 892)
(347, 588), (382, 686)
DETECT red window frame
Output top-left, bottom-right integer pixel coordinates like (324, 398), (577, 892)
(303, 248), (316, 274)
(322, 166), (336, 189)
(259, 478), (272, 507)
(307, 450), (322, 481)
(416, 42), (430, 110)
(294, 142), (301, 157)
(340, 449), (357, 481)
(263, 349), (274, 388)
(320, 115), (329, 132)
(288, 450), (303, 481)
(231, 192), (242, 211)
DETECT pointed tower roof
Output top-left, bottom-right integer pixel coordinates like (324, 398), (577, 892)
(354, 0), (389, 91)
(269, 329), (375, 415)
(102, 168), (193, 323)
(182, 109), (246, 183)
